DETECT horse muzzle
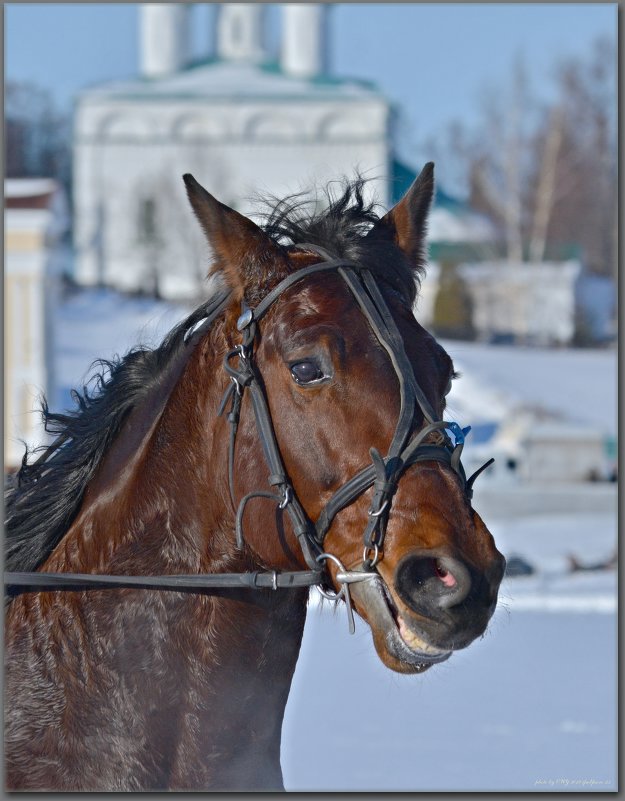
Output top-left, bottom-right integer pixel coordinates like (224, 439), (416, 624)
(349, 576), (451, 673)
(349, 545), (505, 674)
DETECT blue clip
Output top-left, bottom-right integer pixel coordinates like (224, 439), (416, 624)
(446, 422), (469, 447)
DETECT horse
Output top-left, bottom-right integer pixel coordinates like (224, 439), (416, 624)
(4, 164), (505, 791)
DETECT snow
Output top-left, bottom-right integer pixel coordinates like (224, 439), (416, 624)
(483, 512), (616, 613)
(4, 177), (58, 197)
(443, 339), (617, 435)
(282, 604), (617, 791)
(51, 287), (618, 792)
(53, 287), (189, 411)
(282, 508), (617, 791)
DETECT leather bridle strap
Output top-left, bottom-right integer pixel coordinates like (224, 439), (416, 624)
(252, 261), (351, 320)
(333, 265), (441, 556)
(314, 422), (451, 541)
(358, 269), (438, 426)
(5, 569), (322, 596)
(5, 283), (326, 597)
(234, 355), (321, 568)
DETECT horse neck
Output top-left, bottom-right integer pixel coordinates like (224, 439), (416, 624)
(44, 323), (234, 576)
(7, 323), (309, 790)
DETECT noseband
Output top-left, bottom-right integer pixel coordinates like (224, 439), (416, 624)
(5, 248), (493, 629)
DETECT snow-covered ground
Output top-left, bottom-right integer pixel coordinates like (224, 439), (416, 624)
(443, 340), (617, 435)
(283, 599), (617, 792)
(53, 287), (188, 410)
(281, 505), (617, 792)
(51, 287), (618, 792)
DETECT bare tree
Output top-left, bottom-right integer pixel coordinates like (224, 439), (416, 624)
(441, 55), (535, 262)
(528, 106), (565, 263)
(545, 36), (617, 277)
(428, 37), (616, 275)
(5, 81), (71, 192)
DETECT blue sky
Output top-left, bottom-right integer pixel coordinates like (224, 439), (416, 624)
(5, 3), (616, 178)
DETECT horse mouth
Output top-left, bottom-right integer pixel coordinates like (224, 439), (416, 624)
(350, 574), (451, 674)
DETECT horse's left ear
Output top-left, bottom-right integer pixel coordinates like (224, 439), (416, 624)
(183, 173), (287, 300)
(367, 162), (435, 269)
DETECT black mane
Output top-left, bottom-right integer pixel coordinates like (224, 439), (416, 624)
(4, 293), (228, 575)
(259, 176), (423, 304)
(5, 178), (421, 575)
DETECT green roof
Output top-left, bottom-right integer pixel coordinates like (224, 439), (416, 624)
(259, 59), (379, 90)
(391, 159), (468, 211)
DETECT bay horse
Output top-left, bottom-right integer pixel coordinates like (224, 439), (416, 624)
(4, 164), (505, 791)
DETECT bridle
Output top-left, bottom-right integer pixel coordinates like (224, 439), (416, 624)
(5, 247), (493, 632)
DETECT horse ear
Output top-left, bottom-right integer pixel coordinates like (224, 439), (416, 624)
(367, 162), (435, 269)
(183, 173), (286, 299)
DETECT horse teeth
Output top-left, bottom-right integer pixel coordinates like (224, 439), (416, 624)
(397, 615), (442, 655)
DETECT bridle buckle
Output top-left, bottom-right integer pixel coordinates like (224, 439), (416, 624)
(279, 486), (292, 510)
(367, 499), (389, 518)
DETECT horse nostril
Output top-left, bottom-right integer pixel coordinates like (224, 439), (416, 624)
(434, 558), (457, 588)
(432, 556), (470, 608)
(395, 552), (472, 616)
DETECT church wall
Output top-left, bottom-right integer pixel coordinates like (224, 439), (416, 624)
(74, 95), (390, 299)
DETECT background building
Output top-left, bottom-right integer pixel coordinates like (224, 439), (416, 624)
(73, 4), (391, 300)
(4, 178), (68, 470)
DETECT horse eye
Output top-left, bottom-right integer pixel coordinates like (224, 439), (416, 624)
(290, 360), (325, 385)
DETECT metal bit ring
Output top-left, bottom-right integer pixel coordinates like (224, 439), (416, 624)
(363, 543), (380, 568)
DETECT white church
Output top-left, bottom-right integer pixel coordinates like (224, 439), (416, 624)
(73, 4), (393, 300)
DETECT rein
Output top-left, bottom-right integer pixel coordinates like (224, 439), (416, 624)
(5, 250), (493, 631)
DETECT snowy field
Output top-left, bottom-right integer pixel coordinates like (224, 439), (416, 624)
(51, 288), (618, 792)
(52, 287), (188, 411)
(283, 604), (616, 792)
(281, 507), (617, 792)
(444, 339), (617, 435)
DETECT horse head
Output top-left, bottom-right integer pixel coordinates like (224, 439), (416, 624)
(185, 164), (506, 675)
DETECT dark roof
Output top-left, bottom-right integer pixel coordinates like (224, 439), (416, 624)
(391, 158), (467, 211)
